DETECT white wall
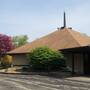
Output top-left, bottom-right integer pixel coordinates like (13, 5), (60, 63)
(12, 54), (29, 65)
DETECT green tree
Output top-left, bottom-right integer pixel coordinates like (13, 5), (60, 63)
(27, 46), (66, 71)
(13, 35), (28, 48)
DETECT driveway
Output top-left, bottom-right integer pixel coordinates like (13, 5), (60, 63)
(0, 74), (90, 90)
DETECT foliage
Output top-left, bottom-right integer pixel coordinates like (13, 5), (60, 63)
(1, 55), (13, 67)
(13, 35), (28, 48)
(27, 46), (66, 71)
(0, 34), (14, 55)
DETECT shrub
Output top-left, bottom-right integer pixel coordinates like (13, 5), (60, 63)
(27, 46), (66, 71)
(1, 55), (13, 67)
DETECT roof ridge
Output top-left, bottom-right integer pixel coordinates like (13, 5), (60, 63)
(67, 29), (81, 46)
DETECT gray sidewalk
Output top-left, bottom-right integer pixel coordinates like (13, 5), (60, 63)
(66, 76), (90, 83)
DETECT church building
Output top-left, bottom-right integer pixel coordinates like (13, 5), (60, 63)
(8, 13), (90, 75)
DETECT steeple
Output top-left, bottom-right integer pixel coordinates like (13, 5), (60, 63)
(58, 11), (69, 30)
(59, 12), (67, 30)
(63, 11), (66, 28)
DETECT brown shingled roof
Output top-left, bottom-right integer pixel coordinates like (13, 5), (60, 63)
(8, 28), (90, 54)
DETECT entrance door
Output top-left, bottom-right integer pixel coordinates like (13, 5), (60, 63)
(84, 53), (90, 75)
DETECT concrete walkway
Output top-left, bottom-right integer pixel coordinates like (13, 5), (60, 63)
(66, 76), (90, 83)
(1, 67), (90, 84)
(0, 74), (90, 90)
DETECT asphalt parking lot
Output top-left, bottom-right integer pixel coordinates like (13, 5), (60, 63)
(0, 74), (90, 90)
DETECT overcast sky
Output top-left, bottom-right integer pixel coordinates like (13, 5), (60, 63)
(0, 0), (90, 41)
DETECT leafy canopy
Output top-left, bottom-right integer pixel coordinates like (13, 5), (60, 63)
(13, 35), (28, 48)
(0, 33), (14, 55)
(27, 46), (66, 71)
